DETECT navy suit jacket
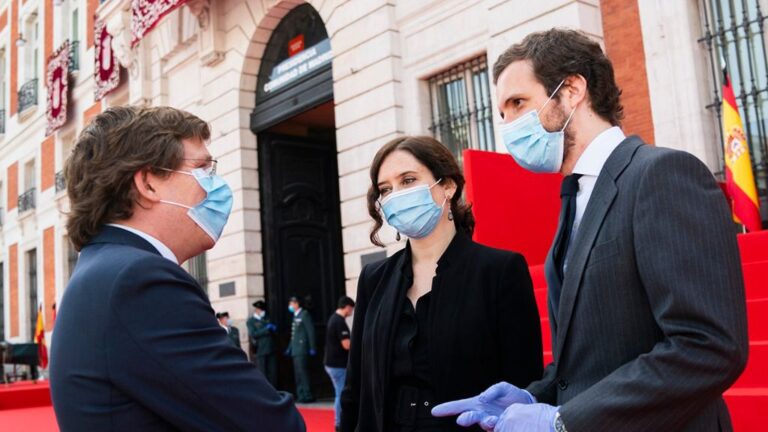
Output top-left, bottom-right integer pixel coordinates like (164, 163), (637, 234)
(50, 226), (305, 432)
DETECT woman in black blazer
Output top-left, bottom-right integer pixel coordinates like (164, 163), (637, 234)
(340, 136), (543, 432)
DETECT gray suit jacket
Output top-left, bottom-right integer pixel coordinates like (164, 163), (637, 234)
(529, 137), (749, 431)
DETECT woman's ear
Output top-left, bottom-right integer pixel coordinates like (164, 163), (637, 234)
(442, 178), (458, 200)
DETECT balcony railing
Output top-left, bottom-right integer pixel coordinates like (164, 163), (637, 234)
(18, 79), (38, 113)
(69, 40), (80, 72)
(55, 171), (66, 194)
(18, 188), (36, 213)
(0, 109), (5, 134)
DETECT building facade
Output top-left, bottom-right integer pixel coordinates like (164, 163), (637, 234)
(1, 0), (766, 389)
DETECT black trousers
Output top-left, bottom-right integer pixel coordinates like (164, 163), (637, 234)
(292, 355), (314, 401)
(256, 354), (277, 387)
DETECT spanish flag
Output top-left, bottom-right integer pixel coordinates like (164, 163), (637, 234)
(722, 69), (762, 232)
(35, 304), (48, 369)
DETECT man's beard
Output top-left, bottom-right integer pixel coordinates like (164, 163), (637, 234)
(544, 101), (576, 161)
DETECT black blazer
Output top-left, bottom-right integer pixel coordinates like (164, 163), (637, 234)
(340, 233), (543, 432)
(50, 227), (305, 432)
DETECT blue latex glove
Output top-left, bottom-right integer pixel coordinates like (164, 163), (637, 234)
(284, 347), (292, 357)
(309, 349), (317, 357)
(266, 323), (277, 332)
(493, 403), (559, 432)
(431, 382), (535, 431)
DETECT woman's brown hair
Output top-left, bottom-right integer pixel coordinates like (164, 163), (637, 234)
(367, 136), (475, 247)
(65, 106), (210, 250)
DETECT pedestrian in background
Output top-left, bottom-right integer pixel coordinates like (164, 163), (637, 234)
(325, 296), (355, 432)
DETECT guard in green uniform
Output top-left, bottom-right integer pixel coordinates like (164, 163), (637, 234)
(286, 296), (316, 403)
(246, 300), (278, 386)
(216, 312), (241, 349)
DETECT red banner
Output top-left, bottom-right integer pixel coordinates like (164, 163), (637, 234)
(94, 19), (120, 101)
(46, 41), (70, 136)
(131, 0), (187, 47)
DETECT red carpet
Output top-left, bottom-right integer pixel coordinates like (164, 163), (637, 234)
(0, 381), (335, 431)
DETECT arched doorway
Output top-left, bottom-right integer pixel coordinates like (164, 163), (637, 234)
(251, 3), (343, 400)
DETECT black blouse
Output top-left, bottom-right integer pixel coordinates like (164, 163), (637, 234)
(391, 290), (433, 388)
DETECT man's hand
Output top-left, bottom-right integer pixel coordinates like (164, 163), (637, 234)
(266, 323), (277, 332)
(309, 349), (317, 357)
(431, 382), (535, 430)
(494, 403), (559, 432)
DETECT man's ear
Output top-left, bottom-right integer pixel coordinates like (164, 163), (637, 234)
(563, 74), (588, 108)
(133, 169), (162, 204)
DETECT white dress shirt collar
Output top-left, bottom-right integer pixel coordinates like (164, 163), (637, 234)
(571, 126), (626, 177)
(107, 224), (179, 264)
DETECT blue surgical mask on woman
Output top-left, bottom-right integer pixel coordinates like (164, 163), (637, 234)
(159, 168), (234, 242)
(380, 179), (446, 239)
(498, 80), (576, 173)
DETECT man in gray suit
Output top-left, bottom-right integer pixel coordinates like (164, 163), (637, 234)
(433, 28), (748, 432)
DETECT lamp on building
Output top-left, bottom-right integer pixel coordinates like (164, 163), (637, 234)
(15, 33), (26, 48)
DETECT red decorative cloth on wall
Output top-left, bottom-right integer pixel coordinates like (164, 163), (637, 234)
(46, 41), (70, 136)
(131, 0), (187, 47)
(94, 19), (120, 101)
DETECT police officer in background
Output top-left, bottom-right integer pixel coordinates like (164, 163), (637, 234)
(285, 296), (316, 403)
(216, 312), (241, 349)
(247, 300), (278, 386)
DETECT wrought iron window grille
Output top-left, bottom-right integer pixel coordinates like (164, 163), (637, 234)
(428, 56), (495, 165)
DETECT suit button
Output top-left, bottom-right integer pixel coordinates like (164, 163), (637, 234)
(557, 379), (568, 391)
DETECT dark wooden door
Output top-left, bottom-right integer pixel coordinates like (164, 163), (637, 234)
(258, 132), (345, 398)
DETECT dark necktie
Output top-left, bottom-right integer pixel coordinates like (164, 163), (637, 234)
(551, 174), (582, 312)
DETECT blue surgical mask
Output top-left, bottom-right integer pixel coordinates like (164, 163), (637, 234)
(380, 179), (446, 239)
(160, 168), (233, 242)
(498, 80), (576, 173)
(288, 305), (296, 314)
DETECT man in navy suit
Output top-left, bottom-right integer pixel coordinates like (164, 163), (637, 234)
(50, 106), (305, 431)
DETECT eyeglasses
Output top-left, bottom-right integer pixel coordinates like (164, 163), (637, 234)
(182, 158), (218, 176)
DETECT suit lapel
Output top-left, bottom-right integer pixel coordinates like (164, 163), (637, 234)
(553, 137), (644, 358)
(366, 251), (407, 430)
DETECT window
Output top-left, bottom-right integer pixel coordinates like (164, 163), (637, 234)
(66, 237), (78, 282)
(699, 0), (768, 222)
(68, 2), (80, 71)
(186, 253), (208, 295)
(0, 48), (6, 134)
(19, 160), (35, 212)
(24, 14), (39, 81)
(0, 263), (4, 341)
(23, 159), (34, 192)
(0, 48), (5, 109)
(428, 56), (495, 165)
(27, 249), (37, 340)
(0, 181), (4, 225)
(71, 6), (79, 42)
